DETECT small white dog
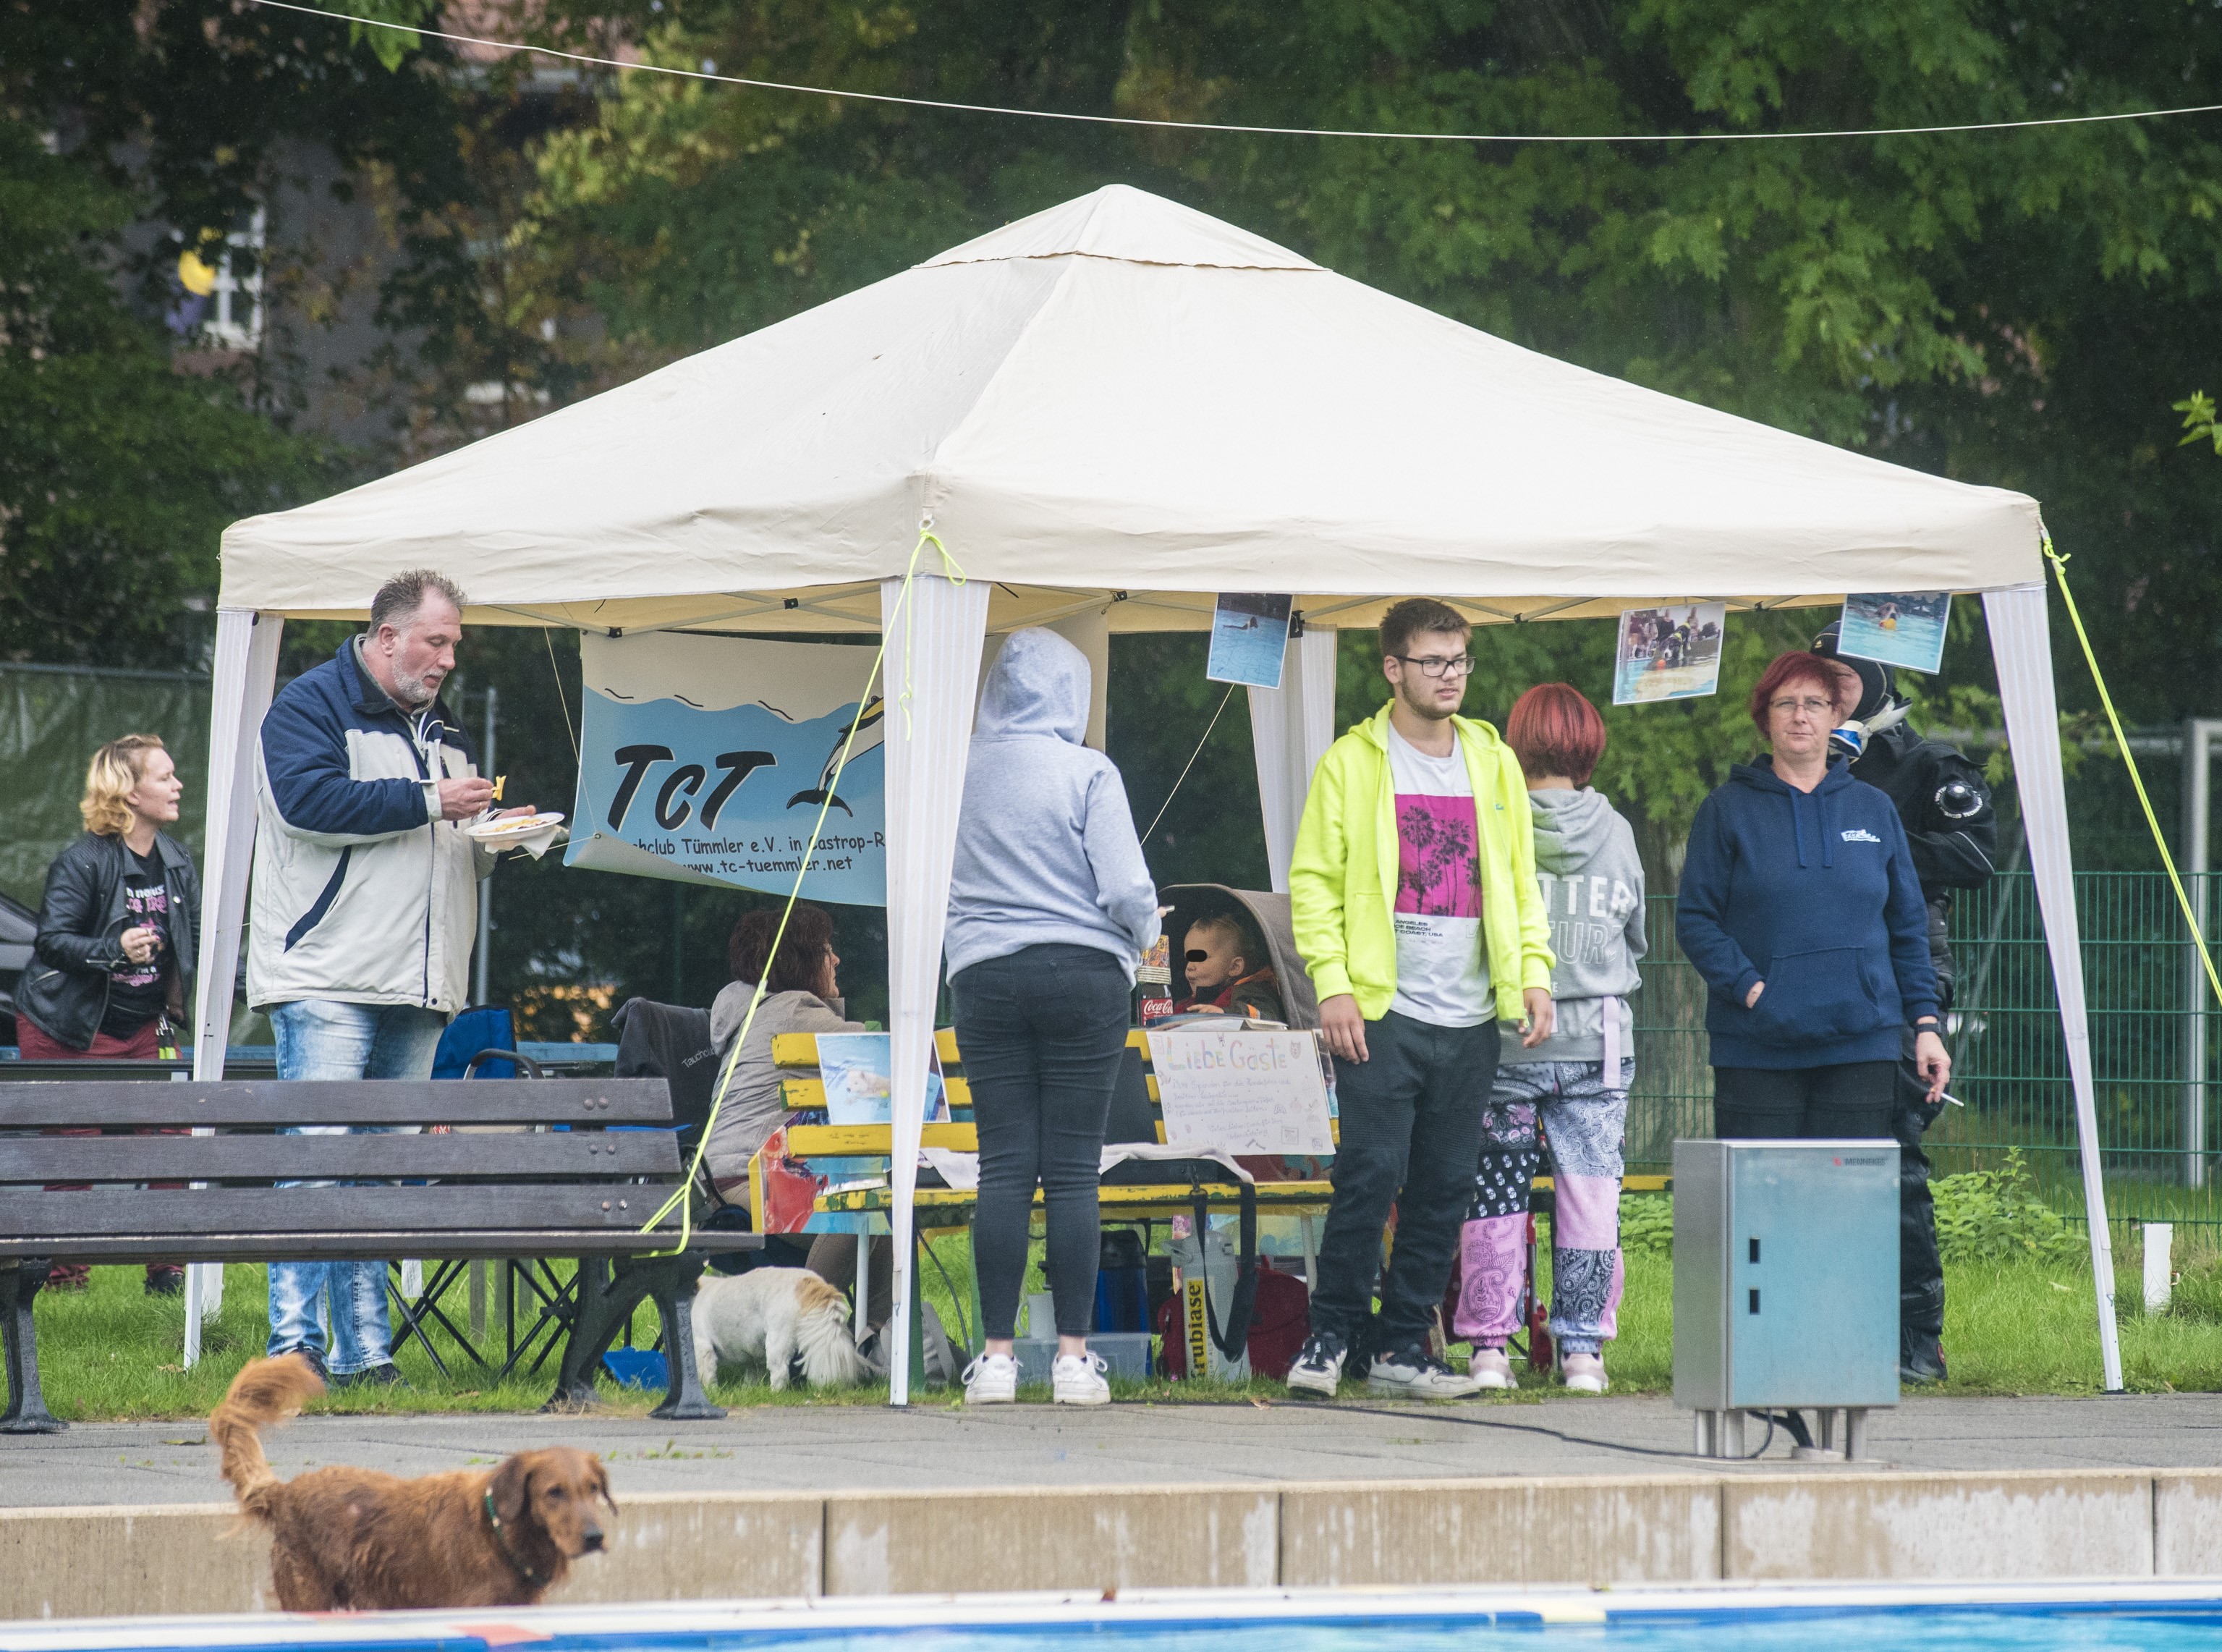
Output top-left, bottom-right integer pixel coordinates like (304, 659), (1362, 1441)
(692, 1267), (865, 1390)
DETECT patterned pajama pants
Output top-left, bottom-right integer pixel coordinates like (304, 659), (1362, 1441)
(1452, 1059), (1629, 1356)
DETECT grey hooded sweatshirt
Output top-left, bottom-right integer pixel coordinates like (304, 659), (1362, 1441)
(1502, 786), (1648, 1067)
(945, 629), (1160, 980)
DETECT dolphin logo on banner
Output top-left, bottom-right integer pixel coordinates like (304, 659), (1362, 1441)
(786, 697), (885, 816)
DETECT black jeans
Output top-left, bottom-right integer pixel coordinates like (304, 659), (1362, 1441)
(1311, 1010), (1501, 1353)
(1713, 1061), (1897, 1140)
(952, 944), (1132, 1340)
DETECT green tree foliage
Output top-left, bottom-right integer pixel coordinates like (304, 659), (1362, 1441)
(0, 122), (337, 664)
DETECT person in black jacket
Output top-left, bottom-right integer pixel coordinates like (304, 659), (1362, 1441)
(17, 733), (201, 1294)
(1814, 623), (1997, 1384)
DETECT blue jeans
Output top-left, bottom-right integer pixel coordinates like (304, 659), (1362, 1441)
(266, 1000), (444, 1375)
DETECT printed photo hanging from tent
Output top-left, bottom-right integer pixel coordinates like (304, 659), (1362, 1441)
(566, 631), (886, 904)
(1839, 591), (1951, 674)
(1612, 602), (1726, 705)
(1206, 593), (1294, 690)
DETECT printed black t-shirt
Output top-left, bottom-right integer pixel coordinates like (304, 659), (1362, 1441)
(99, 844), (171, 1039)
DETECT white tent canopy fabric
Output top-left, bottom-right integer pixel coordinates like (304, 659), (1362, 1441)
(195, 183), (2119, 1395)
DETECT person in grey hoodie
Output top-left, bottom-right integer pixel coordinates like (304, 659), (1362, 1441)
(946, 629), (1159, 1407)
(1451, 684), (1645, 1394)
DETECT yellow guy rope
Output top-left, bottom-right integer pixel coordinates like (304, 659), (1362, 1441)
(640, 530), (965, 1251)
(2044, 537), (2222, 1012)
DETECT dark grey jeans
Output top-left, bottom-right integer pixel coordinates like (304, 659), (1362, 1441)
(952, 944), (1132, 1340)
(1310, 1009), (1501, 1354)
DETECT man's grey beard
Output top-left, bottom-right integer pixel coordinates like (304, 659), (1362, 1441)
(391, 662), (441, 708)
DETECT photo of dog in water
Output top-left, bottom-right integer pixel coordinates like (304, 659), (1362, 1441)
(692, 1266), (865, 1389)
(211, 1354), (616, 1609)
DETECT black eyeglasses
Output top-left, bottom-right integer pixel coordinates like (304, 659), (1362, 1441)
(1392, 654), (1476, 679)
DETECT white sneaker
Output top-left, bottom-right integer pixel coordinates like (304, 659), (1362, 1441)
(1367, 1344), (1483, 1400)
(1469, 1346), (1515, 1390)
(1052, 1350), (1111, 1406)
(962, 1352), (1017, 1405)
(1561, 1352), (1608, 1394)
(1286, 1331), (1348, 1397)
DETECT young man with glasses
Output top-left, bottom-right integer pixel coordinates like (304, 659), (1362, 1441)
(1286, 598), (1557, 1398)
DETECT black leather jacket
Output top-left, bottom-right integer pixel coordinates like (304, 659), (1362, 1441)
(18, 831), (201, 1051)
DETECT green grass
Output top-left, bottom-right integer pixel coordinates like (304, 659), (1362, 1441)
(25, 1198), (2222, 1421)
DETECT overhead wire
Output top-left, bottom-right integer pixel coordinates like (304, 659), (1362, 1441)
(253, 0), (2222, 148)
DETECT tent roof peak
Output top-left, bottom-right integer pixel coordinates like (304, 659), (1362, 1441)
(920, 183), (1320, 273)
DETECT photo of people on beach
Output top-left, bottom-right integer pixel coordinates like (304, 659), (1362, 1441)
(1612, 602), (1726, 705)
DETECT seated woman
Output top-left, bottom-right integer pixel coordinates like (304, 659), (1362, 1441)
(702, 904), (895, 1331)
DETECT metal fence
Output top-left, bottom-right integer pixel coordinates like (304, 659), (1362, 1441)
(1627, 871), (2222, 1238)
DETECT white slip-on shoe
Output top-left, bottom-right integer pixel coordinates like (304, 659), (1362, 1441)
(962, 1352), (1017, 1405)
(1468, 1346), (1515, 1390)
(1561, 1352), (1608, 1394)
(1051, 1350), (1111, 1406)
(1367, 1344), (1483, 1400)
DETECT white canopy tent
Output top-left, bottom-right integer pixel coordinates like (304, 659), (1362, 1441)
(195, 184), (2119, 1394)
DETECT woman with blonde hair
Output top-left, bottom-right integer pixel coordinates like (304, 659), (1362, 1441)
(18, 734), (201, 1293)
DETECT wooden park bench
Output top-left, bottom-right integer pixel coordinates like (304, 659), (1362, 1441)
(0, 1077), (755, 1433)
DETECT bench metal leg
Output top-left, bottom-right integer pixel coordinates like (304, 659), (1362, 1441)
(546, 1255), (725, 1421)
(646, 1264), (723, 1422)
(1, 1261), (64, 1434)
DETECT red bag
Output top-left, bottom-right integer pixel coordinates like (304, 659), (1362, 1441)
(1156, 1258), (1311, 1379)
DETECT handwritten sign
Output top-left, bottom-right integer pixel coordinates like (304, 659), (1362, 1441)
(1146, 1022), (1335, 1155)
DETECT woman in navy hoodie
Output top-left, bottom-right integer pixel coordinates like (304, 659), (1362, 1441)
(1676, 651), (1950, 1136)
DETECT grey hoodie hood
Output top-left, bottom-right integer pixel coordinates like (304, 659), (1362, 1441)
(946, 628), (1159, 980)
(1505, 785), (1648, 1069)
(977, 629), (1089, 744)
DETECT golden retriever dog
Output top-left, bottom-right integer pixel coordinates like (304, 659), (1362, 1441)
(692, 1266), (865, 1389)
(211, 1355), (616, 1609)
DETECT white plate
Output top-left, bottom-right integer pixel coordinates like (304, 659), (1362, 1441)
(465, 810), (566, 841)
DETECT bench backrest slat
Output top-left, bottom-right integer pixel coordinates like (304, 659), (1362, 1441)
(0, 1078), (672, 1129)
(0, 1185), (687, 1239)
(0, 1133), (681, 1183)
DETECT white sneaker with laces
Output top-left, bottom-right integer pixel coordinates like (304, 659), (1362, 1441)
(1469, 1346), (1515, 1390)
(1561, 1352), (1608, 1394)
(962, 1352), (1017, 1405)
(1367, 1345), (1483, 1400)
(1052, 1350), (1111, 1406)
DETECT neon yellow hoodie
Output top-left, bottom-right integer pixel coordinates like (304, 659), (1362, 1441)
(1289, 705), (1556, 1023)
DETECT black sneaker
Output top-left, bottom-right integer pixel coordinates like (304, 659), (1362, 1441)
(1367, 1343), (1483, 1400)
(336, 1362), (406, 1390)
(273, 1345), (329, 1386)
(1286, 1331), (1349, 1397)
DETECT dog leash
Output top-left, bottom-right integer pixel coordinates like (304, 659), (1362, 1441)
(481, 1488), (546, 1588)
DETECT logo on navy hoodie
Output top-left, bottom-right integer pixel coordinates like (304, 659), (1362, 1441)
(1840, 827), (1881, 844)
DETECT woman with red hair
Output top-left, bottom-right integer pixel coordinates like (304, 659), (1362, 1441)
(1451, 684), (1645, 1394)
(1675, 651), (1949, 1145)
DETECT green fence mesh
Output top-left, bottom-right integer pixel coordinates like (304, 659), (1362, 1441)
(1630, 871), (2222, 1239)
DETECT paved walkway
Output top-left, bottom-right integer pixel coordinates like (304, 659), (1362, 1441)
(7, 1393), (2221, 1507)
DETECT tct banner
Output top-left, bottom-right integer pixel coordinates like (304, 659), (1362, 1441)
(564, 632), (886, 905)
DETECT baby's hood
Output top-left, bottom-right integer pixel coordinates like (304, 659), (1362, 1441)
(975, 628), (1090, 744)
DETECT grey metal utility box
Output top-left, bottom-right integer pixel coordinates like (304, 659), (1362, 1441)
(1674, 1139), (1899, 1452)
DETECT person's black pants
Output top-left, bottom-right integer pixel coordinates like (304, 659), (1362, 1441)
(1712, 1061), (1896, 1140)
(1892, 1028), (1947, 1351)
(1312, 1010), (1501, 1355)
(953, 944), (1132, 1341)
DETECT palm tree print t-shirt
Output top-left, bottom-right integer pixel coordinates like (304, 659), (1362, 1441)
(1385, 722), (1492, 1027)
